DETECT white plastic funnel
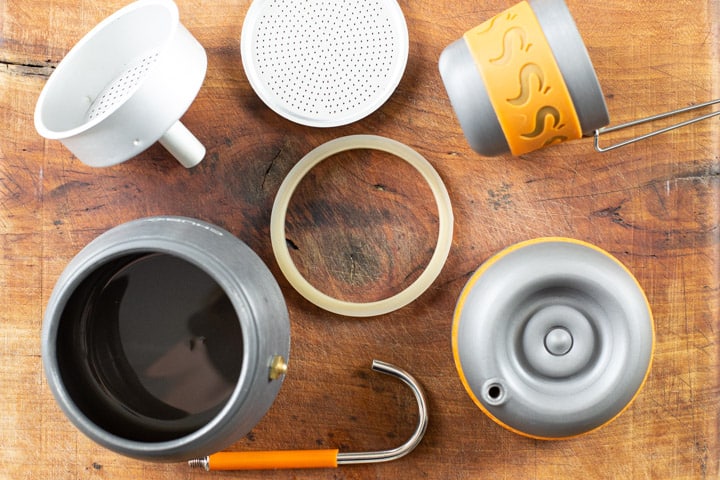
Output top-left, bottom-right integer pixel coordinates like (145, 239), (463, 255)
(35, 0), (207, 168)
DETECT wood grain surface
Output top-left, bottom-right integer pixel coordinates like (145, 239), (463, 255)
(1, 0), (718, 478)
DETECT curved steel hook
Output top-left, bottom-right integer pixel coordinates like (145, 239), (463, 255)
(189, 360), (428, 471)
(337, 360), (428, 465)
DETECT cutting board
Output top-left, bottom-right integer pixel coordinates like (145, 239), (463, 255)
(0, 0), (717, 478)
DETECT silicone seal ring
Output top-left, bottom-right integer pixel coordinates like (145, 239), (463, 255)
(270, 135), (454, 317)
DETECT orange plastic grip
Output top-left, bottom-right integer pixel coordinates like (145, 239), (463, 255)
(463, 1), (582, 155)
(207, 449), (339, 470)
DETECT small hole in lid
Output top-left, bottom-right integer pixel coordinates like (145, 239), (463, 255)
(488, 385), (502, 400)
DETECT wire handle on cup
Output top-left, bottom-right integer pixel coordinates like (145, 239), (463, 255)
(594, 98), (720, 152)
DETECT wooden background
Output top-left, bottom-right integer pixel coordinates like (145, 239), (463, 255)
(1, 0), (718, 478)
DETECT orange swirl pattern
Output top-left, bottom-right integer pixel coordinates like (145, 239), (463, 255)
(463, 1), (582, 155)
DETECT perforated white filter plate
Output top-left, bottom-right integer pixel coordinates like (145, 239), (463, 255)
(241, 0), (409, 127)
(86, 50), (160, 122)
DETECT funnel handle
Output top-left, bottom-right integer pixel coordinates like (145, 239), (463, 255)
(159, 121), (206, 168)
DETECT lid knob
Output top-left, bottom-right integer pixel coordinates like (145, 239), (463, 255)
(544, 327), (573, 356)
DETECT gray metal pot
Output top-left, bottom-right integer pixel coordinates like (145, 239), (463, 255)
(41, 216), (290, 462)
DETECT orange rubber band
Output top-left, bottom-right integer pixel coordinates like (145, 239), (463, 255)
(463, 1), (582, 155)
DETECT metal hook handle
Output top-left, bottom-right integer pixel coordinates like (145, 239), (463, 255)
(188, 360), (428, 471)
(336, 360), (428, 465)
(593, 98), (720, 152)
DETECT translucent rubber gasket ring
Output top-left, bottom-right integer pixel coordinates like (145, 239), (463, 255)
(270, 135), (454, 317)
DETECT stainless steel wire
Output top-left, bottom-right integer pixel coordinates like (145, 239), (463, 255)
(336, 360), (428, 465)
(594, 98), (720, 152)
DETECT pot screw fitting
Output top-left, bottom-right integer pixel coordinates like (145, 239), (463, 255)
(269, 355), (288, 380)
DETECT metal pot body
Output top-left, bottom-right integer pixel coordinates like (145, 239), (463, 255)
(42, 216), (290, 461)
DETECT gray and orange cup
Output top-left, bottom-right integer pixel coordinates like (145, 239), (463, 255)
(439, 0), (609, 156)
